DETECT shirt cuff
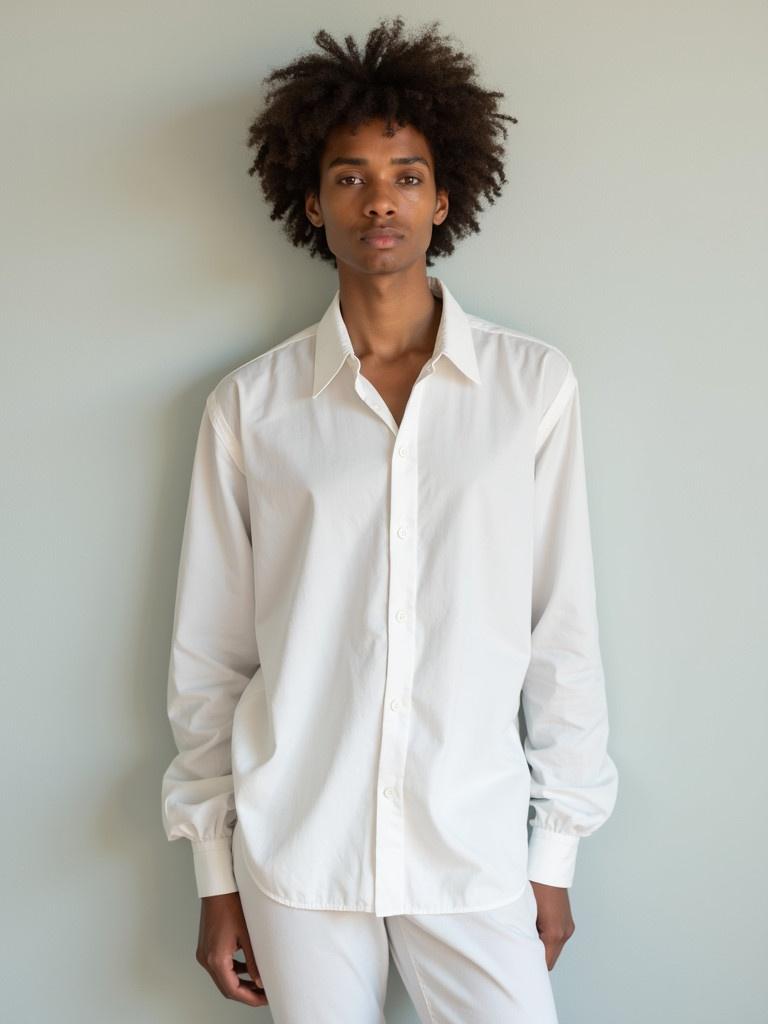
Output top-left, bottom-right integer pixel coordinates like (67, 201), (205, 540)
(191, 838), (238, 897)
(527, 826), (580, 888)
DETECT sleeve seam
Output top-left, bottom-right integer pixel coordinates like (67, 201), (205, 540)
(535, 366), (577, 454)
(205, 393), (245, 476)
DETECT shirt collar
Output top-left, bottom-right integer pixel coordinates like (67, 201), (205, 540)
(311, 275), (482, 398)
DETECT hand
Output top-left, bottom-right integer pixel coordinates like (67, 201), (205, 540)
(529, 881), (575, 971)
(195, 891), (268, 1007)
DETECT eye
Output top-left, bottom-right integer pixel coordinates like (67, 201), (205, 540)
(335, 175), (423, 186)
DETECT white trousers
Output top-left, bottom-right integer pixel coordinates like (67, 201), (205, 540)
(232, 823), (560, 1023)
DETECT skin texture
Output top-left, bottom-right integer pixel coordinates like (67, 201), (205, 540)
(529, 880), (577, 970)
(197, 891), (267, 1007)
(195, 118), (575, 1004)
(305, 118), (451, 426)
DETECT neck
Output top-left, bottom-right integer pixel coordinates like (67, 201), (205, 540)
(337, 266), (442, 364)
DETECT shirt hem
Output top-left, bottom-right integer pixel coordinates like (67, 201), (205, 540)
(239, 859), (531, 917)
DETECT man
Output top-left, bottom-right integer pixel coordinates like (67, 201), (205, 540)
(162, 17), (618, 1021)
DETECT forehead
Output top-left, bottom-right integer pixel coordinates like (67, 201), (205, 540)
(320, 119), (433, 166)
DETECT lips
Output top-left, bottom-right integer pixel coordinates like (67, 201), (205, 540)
(360, 228), (403, 239)
(360, 228), (404, 248)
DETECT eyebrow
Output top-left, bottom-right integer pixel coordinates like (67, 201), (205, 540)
(326, 155), (431, 170)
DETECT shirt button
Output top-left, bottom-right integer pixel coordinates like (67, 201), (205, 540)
(396, 525), (408, 539)
(394, 608), (407, 622)
(383, 786), (395, 799)
(390, 698), (401, 711)
(397, 445), (408, 457)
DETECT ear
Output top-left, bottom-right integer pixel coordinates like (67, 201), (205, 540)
(305, 188), (323, 228)
(433, 186), (449, 226)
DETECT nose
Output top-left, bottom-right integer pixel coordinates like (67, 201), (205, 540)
(364, 181), (397, 218)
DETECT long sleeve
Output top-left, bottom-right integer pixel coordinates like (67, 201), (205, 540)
(161, 389), (260, 898)
(522, 364), (619, 888)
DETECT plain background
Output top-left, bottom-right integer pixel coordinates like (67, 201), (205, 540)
(2, 2), (766, 1021)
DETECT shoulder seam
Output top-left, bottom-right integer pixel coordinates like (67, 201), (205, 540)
(218, 328), (318, 384)
(466, 316), (570, 359)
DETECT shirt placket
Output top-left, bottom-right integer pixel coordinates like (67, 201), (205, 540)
(371, 378), (428, 916)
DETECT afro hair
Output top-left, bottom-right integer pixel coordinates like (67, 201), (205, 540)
(245, 16), (518, 268)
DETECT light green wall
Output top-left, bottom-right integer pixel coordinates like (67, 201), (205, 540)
(3, 2), (766, 1021)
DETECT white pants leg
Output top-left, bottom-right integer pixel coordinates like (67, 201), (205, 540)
(384, 888), (559, 1023)
(233, 822), (559, 1023)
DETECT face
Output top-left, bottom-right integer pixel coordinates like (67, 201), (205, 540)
(305, 118), (449, 276)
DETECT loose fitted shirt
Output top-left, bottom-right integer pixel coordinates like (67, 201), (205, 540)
(161, 274), (619, 916)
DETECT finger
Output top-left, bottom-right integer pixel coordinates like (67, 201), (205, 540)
(545, 938), (565, 971)
(232, 957), (265, 990)
(208, 956), (265, 1007)
(215, 970), (265, 1006)
(238, 932), (264, 989)
(202, 963), (229, 1001)
(232, 976), (261, 995)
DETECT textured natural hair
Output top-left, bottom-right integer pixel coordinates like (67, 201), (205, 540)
(245, 16), (518, 268)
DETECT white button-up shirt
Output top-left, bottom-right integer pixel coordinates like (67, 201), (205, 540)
(161, 274), (619, 915)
